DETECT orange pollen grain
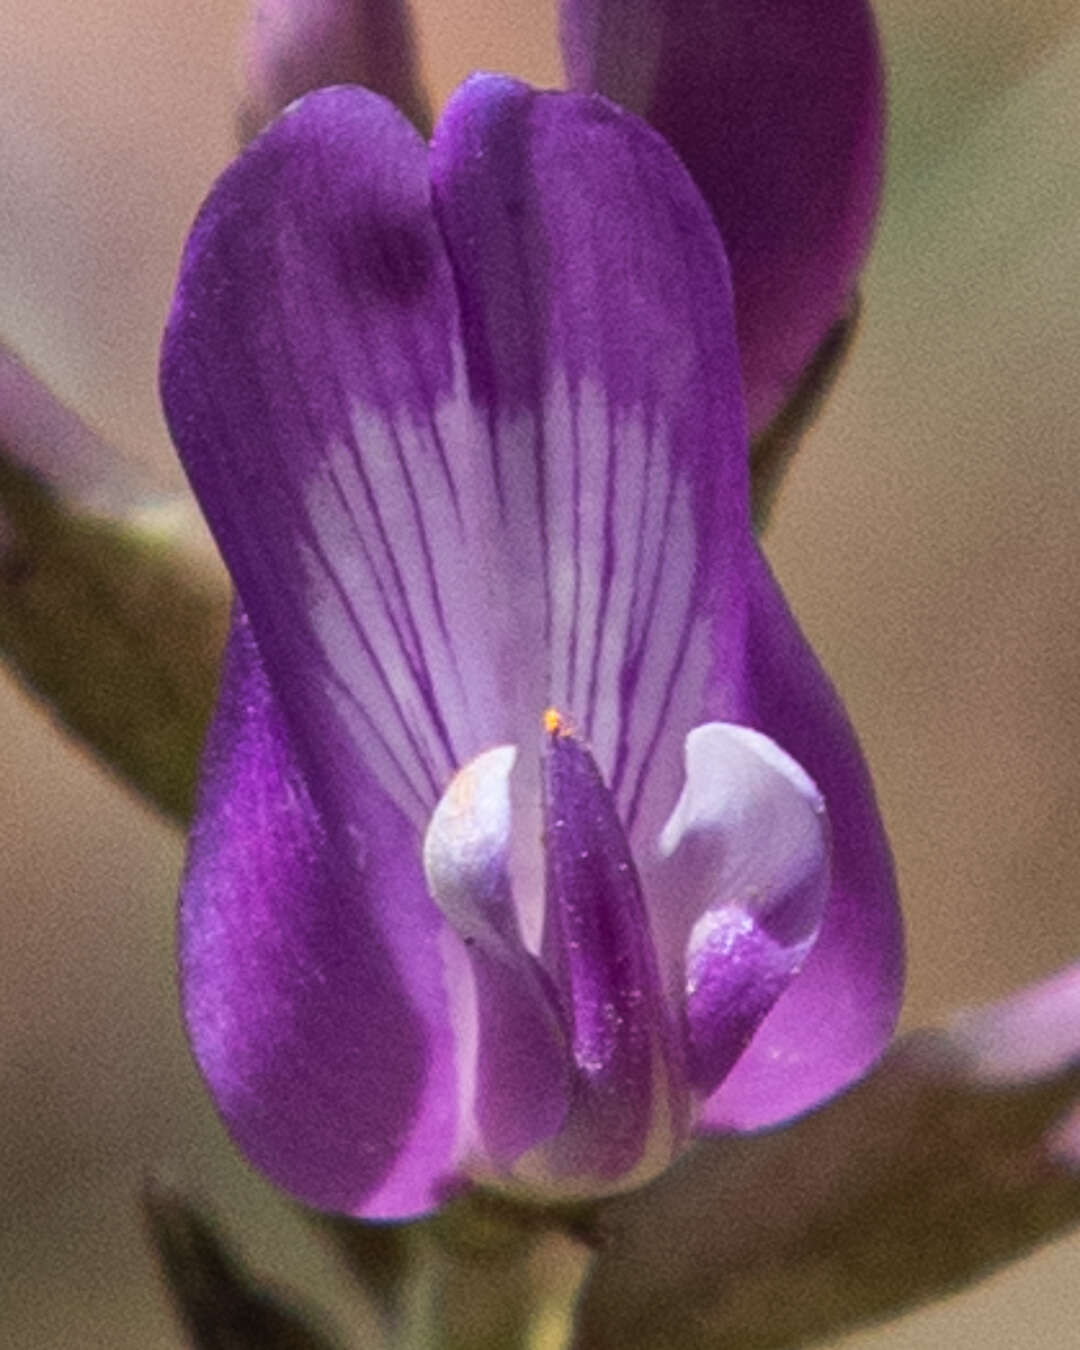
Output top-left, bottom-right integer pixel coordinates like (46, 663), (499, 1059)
(543, 707), (572, 737)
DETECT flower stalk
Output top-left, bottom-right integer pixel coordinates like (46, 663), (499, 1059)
(0, 402), (228, 818)
(398, 1198), (567, 1350)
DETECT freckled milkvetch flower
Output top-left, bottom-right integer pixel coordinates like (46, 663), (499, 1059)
(160, 75), (902, 1219)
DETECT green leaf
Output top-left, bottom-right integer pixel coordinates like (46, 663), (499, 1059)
(143, 1180), (345, 1350)
(316, 1212), (413, 1319)
(0, 344), (228, 821)
(574, 966), (1080, 1350)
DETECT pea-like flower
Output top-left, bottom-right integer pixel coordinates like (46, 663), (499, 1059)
(161, 76), (902, 1219)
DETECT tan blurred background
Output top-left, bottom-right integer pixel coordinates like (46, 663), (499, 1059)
(1, 1), (1079, 1345)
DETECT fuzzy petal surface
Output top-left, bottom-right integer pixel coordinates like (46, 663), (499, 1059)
(540, 721), (677, 1186)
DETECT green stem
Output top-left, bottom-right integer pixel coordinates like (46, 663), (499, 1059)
(393, 1194), (590, 1350)
(750, 302), (860, 533)
(0, 451), (227, 820)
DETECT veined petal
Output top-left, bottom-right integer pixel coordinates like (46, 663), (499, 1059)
(180, 613), (458, 1217)
(429, 75), (752, 861)
(559, 0), (884, 432)
(700, 553), (904, 1130)
(656, 723), (830, 1098)
(162, 87), (527, 832)
(424, 748), (571, 1165)
(241, 0), (430, 137)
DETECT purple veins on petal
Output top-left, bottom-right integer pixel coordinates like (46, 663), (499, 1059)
(428, 73), (752, 862)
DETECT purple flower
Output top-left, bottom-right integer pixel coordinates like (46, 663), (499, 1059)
(560, 0), (884, 433)
(161, 76), (902, 1219)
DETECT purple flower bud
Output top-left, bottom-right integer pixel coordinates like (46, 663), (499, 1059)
(241, 0), (430, 137)
(559, 0), (884, 433)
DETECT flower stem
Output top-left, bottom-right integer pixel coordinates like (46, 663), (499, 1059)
(394, 1194), (590, 1350)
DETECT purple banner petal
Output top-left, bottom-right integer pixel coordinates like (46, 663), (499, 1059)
(163, 86), (516, 835)
(181, 612), (459, 1217)
(163, 76), (902, 1209)
(560, 0), (884, 432)
(429, 75), (752, 866)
